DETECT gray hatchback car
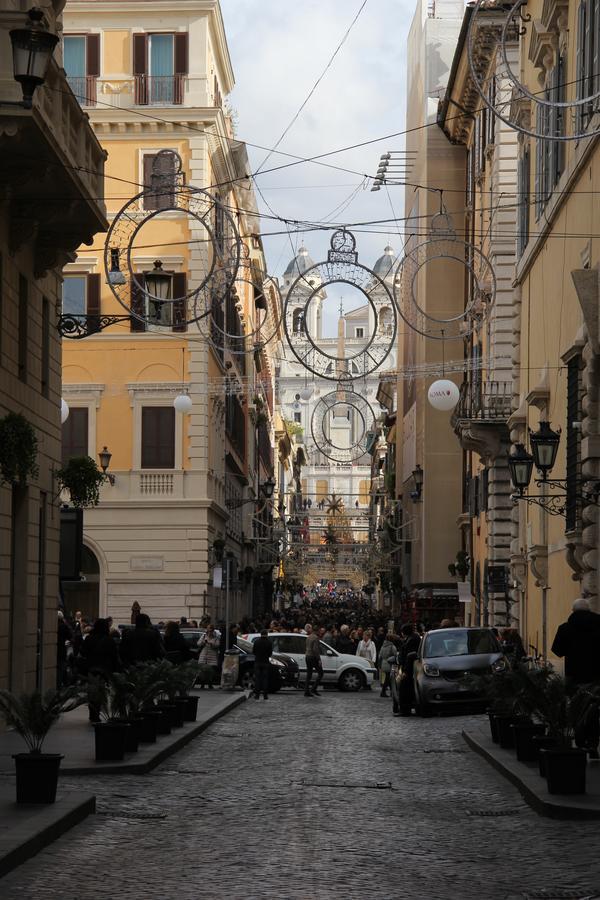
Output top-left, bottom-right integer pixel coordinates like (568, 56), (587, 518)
(413, 627), (507, 715)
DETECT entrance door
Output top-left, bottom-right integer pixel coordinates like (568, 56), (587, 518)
(61, 544), (100, 623)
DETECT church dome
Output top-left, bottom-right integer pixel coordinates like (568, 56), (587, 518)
(284, 245), (315, 277)
(373, 245), (397, 279)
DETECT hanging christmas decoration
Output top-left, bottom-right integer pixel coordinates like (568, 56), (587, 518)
(311, 381), (376, 464)
(284, 229), (397, 380)
(427, 379), (460, 411)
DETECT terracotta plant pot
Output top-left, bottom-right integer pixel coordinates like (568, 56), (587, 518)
(13, 753), (63, 804)
(542, 747), (587, 794)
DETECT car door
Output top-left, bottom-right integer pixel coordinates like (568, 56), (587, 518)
(318, 641), (340, 683)
(273, 635), (307, 676)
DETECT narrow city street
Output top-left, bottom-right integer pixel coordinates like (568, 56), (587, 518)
(3, 692), (599, 900)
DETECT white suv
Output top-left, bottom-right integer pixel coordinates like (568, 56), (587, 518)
(239, 633), (376, 692)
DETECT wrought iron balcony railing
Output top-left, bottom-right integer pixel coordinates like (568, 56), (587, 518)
(134, 75), (184, 106)
(67, 75), (97, 107)
(451, 380), (512, 427)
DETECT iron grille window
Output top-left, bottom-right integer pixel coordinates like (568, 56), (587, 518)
(62, 407), (89, 464)
(566, 355), (582, 531)
(141, 406), (175, 468)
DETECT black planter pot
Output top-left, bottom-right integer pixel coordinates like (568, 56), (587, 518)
(13, 753), (63, 804)
(496, 716), (529, 750)
(138, 712), (158, 744)
(543, 747), (587, 794)
(157, 702), (180, 728)
(94, 722), (129, 761)
(152, 707), (172, 735)
(118, 718), (141, 753)
(534, 736), (561, 775)
(173, 698), (190, 726)
(182, 695), (199, 722)
(487, 710), (499, 744)
(511, 723), (546, 762)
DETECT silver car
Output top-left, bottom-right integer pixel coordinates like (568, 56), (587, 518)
(413, 627), (508, 715)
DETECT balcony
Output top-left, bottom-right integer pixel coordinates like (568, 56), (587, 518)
(66, 75), (97, 107)
(134, 75), (184, 106)
(0, 59), (107, 277)
(451, 380), (512, 459)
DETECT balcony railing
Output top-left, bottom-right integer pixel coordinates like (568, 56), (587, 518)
(258, 421), (273, 469)
(452, 380), (513, 427)
(67, 75), (97, 107)
(135, 75), (184, 106)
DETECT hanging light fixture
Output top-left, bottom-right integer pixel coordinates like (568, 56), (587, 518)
(60, 398), (69, 424)
(9, 9), (59, 109)
(144, 260), (172, 300)
(107, 247), (126, 286)
(173, 393), (193, 414)
(427, 379), (460, 411)
(507, 443), (534, 495)
(529, 421), (561, 479)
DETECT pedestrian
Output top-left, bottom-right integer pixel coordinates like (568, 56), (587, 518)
(336, 624), (355, 654)
(397, 623), (422, 716)
(120, 613), (165, 665)
(304, 623), (323, 697)
(378, 632), (397, 698)
(198, 624), (220, 688)
(79, 618), (121, 722)
(356, 629), (377, 666)
(163, 620), (192, 663)
(252, 629), (273, 700)
(130, 601), (141, 625)
(552, 597), (600, 758)
(57, 611), (73, 688)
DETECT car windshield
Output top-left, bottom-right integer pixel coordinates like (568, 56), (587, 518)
(423, 629), (500, 658)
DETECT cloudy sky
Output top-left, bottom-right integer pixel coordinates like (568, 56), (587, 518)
(221, 0), (413, 299)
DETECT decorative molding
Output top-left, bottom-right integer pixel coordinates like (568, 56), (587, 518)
(528, 544), (548, 588)
(571, 269), (599, 355)
(526, 366), (551, 414)
(565, 541), (586, 581)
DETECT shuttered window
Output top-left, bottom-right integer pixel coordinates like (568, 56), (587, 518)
(517, 145), (530, 256)
(141, 407), (175, 469)
(129, 271), (187, 332)
(143, 152), (176, 210)
(133, 32), (187, 105)
(576, 0), (600, 130)
(566, 356), (582, 532)
(64, 34), (100, 105)
(62, 408), (89, 464)
(18, 275), (27, 383)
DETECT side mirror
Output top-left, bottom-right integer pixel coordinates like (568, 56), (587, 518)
(326, 650), (334, 656)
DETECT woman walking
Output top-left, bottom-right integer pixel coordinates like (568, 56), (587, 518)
(356, 628), (377, 667)
(378, 632), (397, 698)
(198, 624), (220, 688)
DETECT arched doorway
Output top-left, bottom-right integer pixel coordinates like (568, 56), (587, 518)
(61, 544), (100, 623)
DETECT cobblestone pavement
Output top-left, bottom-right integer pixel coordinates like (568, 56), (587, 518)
(3, 691), (600, 900)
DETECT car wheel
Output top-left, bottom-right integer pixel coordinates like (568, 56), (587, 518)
(240, 669), (255, 692)
(339, 669), (365, 692)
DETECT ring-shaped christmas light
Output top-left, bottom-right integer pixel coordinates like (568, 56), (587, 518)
(311, 385), (376, 464)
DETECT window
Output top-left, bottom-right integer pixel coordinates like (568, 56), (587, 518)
(517, 145), (530, 256)
(566, 355), (583, 531)
(130, 271), (187, 332)
(141, 407), (175, 468)
(62, 274), (100, 323)
(576, 0), (600, 132)
(41, 298), (49, 399)
(0, 252), (3, 363)
(142, 152), (177, 211)
(18, 275), (27, 383)
(292, 309), (305, 334)
(133, 32), (188, 105)
(294, 412), (302, 423)
(355, 327), (364, 338)
(535, 58), (565, 218)
(63, 34), (100, 105)
(62, 408), (89, 464)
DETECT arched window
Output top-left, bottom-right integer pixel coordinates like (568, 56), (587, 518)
(292, 309), (305, 333)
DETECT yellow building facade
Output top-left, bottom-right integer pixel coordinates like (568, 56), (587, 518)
(61, 0), (276, 626)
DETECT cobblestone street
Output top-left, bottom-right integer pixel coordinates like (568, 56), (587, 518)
(3, 692), (599, 900)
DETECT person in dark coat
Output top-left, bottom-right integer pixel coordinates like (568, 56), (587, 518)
(80, 618), (121, 722)
(120, 613), (165, 665)
(252, 629), (273, 701)
(57, 612), (73, 688)
(552, 597), (600, 757)
(335, 624), (356, 655)
(163, 621), (192, 663)
(397, 623), (421, 716)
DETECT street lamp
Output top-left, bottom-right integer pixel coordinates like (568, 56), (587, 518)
(507, 443), (534, 495)
(7, 8), (59, 109)
(260, 475), (276, 500)
(529, 421), (561, 479)
(145, 260), (172, 301)
(410, 464), (423, 501)
(98, 446), (116, 486)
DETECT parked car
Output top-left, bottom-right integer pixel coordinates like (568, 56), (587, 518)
(412, 627), (508, 716)
(240, 633), (376, 691)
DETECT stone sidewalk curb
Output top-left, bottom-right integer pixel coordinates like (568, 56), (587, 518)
(463, 729), (600, 820)
(61, 692), (247, 775)
(0, 791), (95, 879)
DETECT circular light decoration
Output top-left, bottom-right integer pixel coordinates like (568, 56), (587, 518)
(104, 150), (241, 329)
(198, 254), (283, 356)
(467, 0), (600, 142)
(284, 229), (397, 380)
(394, 213), (496, 341)
(60, 398), (69, 424)
(427, 379), (460, 411)
(173, 393), (193, 414)
(311, 383), (376, 463)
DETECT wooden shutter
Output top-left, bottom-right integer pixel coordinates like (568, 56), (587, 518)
(86, 273), (101, 332)
(130, 276), (146, 332)
(133, 33), (147, 104)
(172, 273), (187, 332)
(594, 0), (600, 103)
(141, 407), (175, 468)
(62, 408), (89, 464)
(174, 33), (188, 73)
(86, 34), (100, 76)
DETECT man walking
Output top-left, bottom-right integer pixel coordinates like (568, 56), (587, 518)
(252, 629), (273, 701)
(552, 597), (600, 758)
(304, 623), (323, 697)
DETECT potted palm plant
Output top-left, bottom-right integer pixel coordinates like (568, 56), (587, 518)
(0, 685), (85, 803)
(122, 662), (169, 740)
(87, 676), (131, 761)
(172, 661), (201, 722)
(154, 660), (186, 728)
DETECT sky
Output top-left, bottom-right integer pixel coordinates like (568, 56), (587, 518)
(221, 0), (414, 302)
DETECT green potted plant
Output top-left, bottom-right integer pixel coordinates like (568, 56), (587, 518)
(0, 685), (85, 803)
(0, 412), (38, 486)
(172, 661), (201, 721)
(56, 456), (106, 508)
(110, 672), (142, 753)
(87, 676), (131, 761)
(123, 662), (170, 739)
(154, 660), (186, 728)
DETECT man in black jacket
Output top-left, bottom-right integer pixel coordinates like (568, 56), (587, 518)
(252, 630), (273, 701)
(120, 613), (165, 665)
(552, 597), (600, 758)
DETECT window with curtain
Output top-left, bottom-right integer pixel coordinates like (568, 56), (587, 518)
(63, 34), (99, 105)
(62, 276), (87, 318)
(62, 408), (89, 464)
(149, 33), (174, 103)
